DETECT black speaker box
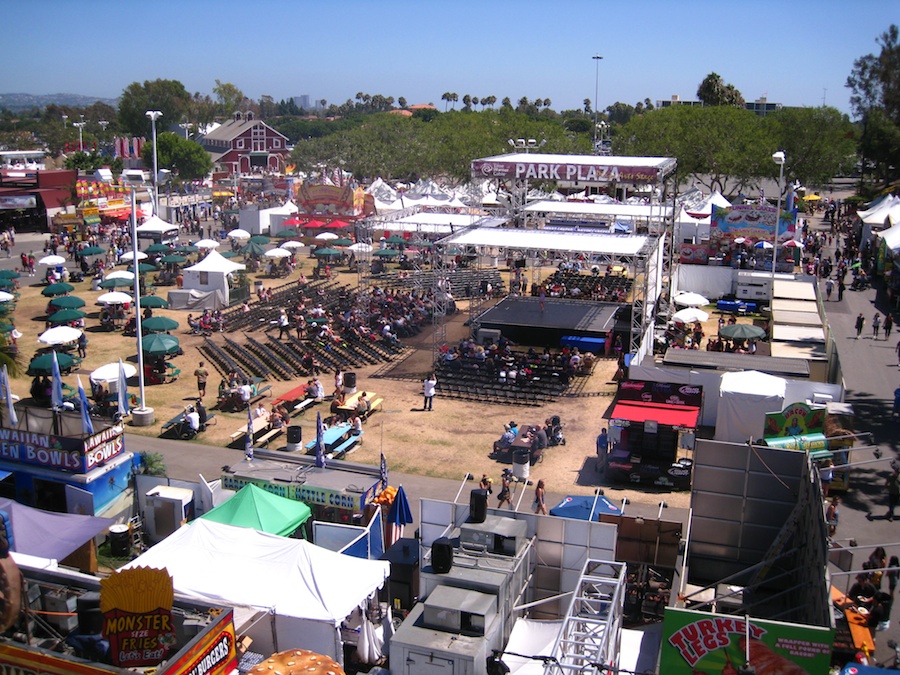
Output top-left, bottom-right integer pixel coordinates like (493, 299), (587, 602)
(470, 488), (488, 523)
(431, 537), (453, 573)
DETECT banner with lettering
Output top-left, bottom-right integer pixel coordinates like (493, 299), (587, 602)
(660, 608), (833, 675)
(470, 158), (664, 184)
(161, 610), (237, 675)
(615, 380), (703, 408)
(0, 424), (124, 473)
(764, 402), (826, 438)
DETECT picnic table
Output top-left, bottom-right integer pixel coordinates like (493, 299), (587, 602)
(304, 422), (363, 459)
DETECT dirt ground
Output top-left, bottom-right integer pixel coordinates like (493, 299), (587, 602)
(6, 261), (759, 511)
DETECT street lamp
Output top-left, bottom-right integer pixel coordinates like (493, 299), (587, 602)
(592, 54), (603, 153)
(98, 120), (109, 133)
(61, 114), (68, 127)
(771, 151), (786, 291)
(72, 121), (86, 152)
(145, 110), (163, 215)
(179, 122), (192, 139)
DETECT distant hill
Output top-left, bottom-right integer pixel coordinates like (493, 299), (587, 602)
(0, 93), (118, 111)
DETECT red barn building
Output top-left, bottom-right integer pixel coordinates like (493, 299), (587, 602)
(202, 111), (290, 175)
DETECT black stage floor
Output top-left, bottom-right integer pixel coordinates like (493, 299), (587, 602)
(475, 296), (625, 345)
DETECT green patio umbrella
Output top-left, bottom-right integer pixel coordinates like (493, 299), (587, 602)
(0, 279), (17, 289)
(75, 245), (105, 257)
(249, 235), (270, 245)
(176, 245), (199, 254)
(49, 295), (86, 309)
(139, 295), (169, 309)
(99, 277), (134, 289)
(142, 316), (179, 333)
(28, 352), (76, 376)
(412, 239), (434, 248)
(719, 323), (766, 341)
(41, 282), (75, 297)
(145, 243), (171, 253)
(141, 333), (180, 356)
(273, 227), (300, 238)
(48, 309), (86, 324)
(384, 235), (407, 245)
(313, 247), (341, 258)
(127, 263), (158, 274)
(219, 251), (240, 259)
(0, 322), (15, 333)
(373, 248), (400, 257)
(0, 270), (20, 279)
(240, 241), (267, 257)
(159, 254), (187, 264)
(331, 238), (354, 247)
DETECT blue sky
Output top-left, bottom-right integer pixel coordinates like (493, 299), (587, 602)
(4, 0), (896, 116)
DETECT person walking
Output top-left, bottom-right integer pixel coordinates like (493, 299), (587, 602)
(856, 313), (865, 339)
(76, 332), (88, 359)
(596, 427), (609, 473)
(194, 362), (209, 398)
(533, 479), (548, 515)
(873, 313), (882, 339)
(887, 467), (900, 521)
(838, 278), (845, 301)
(825, 278), (834, 301)
(277, 309), (290, 339)
(497, 470), (512, 509)
(826, 496), (840, 535)
(885, 313), (894, 341)
(423, 373), (437, 411)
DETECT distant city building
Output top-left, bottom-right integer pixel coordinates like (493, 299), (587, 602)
(293, 95), (311, 111)
(655, 94), (783, 117)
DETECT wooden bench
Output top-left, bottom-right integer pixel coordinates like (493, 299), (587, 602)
(250, 385), (273, 404)
(292, 398), (317, 416)
(330, 434), (361, 458)
(229, 416), (269, 442)
(256, 427), (284, 448)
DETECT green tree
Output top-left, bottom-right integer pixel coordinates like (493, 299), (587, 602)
(64, 151), (123, 174)
(846, 24), (900, 185)
(764, 107), (857, 187)
(141, 132), (212, 181)
(398, 97), (407, 109)
(118, 79), (191, 137)
(697, 72), (746, 107)
(213, 80), (246, 116)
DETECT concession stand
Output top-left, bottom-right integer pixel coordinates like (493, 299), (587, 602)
(606, 380), (701, 489)
(221, 450), (386, 526)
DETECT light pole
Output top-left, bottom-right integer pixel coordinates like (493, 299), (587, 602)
(179, 122), (192, 139)
(771, 151), (786, 291)
(592, 54), (603, 153)
(145, 110), (163, 215)
(126, 177), (154, 425)
(61, 114), (68, 127)
(72, 121), (86, 152)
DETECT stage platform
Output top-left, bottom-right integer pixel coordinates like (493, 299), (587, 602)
(475, 296), (626, 347)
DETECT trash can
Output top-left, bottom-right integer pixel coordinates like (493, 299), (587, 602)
(109, 524), (131, 558)
(343, 372), (357, 395)
(286, 426), (303, 452)
(512, 449), (530, 480)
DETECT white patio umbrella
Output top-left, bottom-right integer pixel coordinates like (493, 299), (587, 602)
(227, 229), (251, 239)
(281, 240), (305, 249)
(38, 325), (83, 345)
(348, 242), (373, 253)
(119, 251), (148, 262)
(105, 270), (135, 281)
(264, 248), (291, 258)
(97, 291), (134, 305)
(315, 232), (338, 241)
(39, 255), (66, 266)
(0, 291), (15, 303)
(195, 239), (220, 248)
(90, 362), (137, 384)
(672, 307), (710, 324)
(673, 292), (710, 308)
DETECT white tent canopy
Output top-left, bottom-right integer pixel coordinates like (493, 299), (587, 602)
(184, 250), (245, 274)
(124, 520), (389, 663)
(182, 250), (245, 307)
(524, 200), (673, 219)
(878, 222), (900, 252)
(445, 228), (650, 256)
(714, 370), (787, 443)
(135, 215), (178, 236)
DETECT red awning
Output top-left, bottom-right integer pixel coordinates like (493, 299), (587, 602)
(609, 401), (700, 428)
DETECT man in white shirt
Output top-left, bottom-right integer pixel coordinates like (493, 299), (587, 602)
(240, 381), (253, 407)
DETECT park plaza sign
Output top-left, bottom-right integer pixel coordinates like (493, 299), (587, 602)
(0, 424), (125, 473)
(470, 158), (662, 184)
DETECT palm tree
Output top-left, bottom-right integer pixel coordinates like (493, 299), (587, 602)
(543, 98), (552, 110)
(472, 96), (480, 110)
(441, 92), (451, 111)
(584, 98), (592, 114)
(450, 93), (458, 109)
(398, 96), (407, 108)
(502, 97), (512, 109)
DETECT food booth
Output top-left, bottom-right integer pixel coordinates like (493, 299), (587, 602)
(606, 380), (701, 489)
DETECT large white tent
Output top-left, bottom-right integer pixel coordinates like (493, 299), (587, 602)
(124, 519), (389, 663)
(178, 249), (245, 308)
(135, 215), (179, 242)
(714, 370), (787, 443)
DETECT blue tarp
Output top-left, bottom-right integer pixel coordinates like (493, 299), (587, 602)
(549, 495), (622, 521)
(0, 497), (114, 560)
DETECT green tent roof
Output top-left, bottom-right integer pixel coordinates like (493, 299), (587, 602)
(198, 484), (312, 536)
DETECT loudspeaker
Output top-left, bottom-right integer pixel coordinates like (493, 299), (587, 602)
(470, 488), (488, 524)
(431, 537), (453, 573)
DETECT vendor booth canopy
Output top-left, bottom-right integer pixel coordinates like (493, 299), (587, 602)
(123, 519), (389, 661)
(0, 497), (114, 561)
(609, 400), (700, 428)
(198, 484), (312, 537)
(714, 370), (787, 443)
(550, 495), (622, 521)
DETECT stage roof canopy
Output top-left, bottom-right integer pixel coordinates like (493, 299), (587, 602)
(470, 153), (677, 185)
(524, 200), (673, 219)
(443, 228), (651, 256)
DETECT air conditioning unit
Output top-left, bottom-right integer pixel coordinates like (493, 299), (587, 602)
(121, 169), (148, 185)
(811, 393), (833, 406)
